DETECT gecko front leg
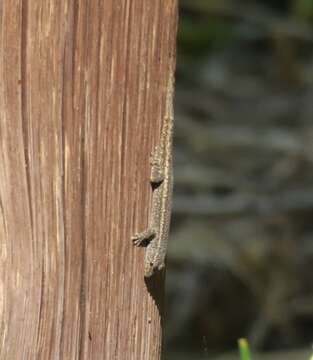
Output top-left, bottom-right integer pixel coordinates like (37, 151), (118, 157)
(132, 228), (156, 246)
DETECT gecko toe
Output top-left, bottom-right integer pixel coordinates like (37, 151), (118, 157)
(132, 233), (143, 244)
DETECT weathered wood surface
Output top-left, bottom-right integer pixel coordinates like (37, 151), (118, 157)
(0, 1), (177, 359)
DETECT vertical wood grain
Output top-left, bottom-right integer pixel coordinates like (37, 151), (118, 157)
(0, 0), (178, 359)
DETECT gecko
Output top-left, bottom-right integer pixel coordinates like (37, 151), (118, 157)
(132, 86), (174, 277)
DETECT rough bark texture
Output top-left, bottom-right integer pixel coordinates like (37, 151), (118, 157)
(0, 1), (177, 359)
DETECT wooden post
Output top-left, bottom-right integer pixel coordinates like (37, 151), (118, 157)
(0, 1), (177, 359)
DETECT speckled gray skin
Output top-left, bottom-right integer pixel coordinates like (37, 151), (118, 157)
(132, 108), (174, 277)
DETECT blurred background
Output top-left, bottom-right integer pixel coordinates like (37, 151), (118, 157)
(165, 0), (313, 359)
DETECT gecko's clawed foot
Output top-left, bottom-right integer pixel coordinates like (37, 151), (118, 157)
(132, 228), (156, 247)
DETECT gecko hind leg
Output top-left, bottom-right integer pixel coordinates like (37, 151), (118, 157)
(150, 146), (164, 184)
(132, 228), (156, 247)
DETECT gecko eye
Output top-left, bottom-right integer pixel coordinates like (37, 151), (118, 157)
(149, 262), (153, 267)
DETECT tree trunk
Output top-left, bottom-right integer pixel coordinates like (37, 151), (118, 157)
(0, 1), (177, 359)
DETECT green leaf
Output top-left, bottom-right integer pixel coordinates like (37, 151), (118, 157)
(238, 338), (251, 360)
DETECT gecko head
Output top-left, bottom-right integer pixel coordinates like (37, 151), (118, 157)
(144, 262), (155, 277)
(144, 261), (165, 278)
